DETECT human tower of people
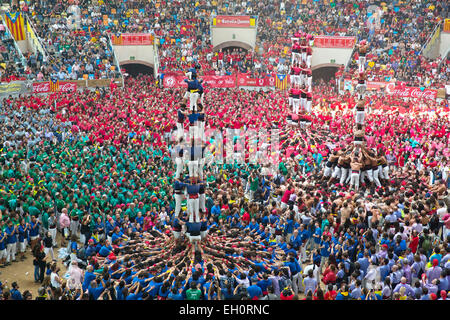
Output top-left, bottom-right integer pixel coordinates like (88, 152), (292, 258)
(321, 40), (388, 192)
(288, 31), (313, 127)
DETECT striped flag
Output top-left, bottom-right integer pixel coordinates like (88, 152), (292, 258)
(275, 74), (289, 90)
(4, 12), (26, 41)
(50, 79), (60, 92)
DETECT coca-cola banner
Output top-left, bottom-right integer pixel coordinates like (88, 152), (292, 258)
(314, 36), (356, 48)
(163, 75), (236, 88)
(237, 74), (275, 87)
(32, 81), (77, 94)
(345, 78), (391, 91)
(385, 83), (438, 100)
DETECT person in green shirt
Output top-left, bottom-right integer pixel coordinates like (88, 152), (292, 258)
(185, 281), (202, 300)
(248, 171), (259, 201)
(28, 201), (41, 217)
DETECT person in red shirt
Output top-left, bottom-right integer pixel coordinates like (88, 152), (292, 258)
(324, 284), (337, 300)
(322, 264), (337, 285)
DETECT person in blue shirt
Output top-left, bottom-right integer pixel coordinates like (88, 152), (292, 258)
(319, 235), (331, 273)
(98, 239), (113, 257)
(284, 214), (295, 239)
(88, 278), (105, 300)
(247, 283), (263, 299)
(299, 224), (310, 263)
(289, 229), (301, 251)
(168, 286), (184, 300)
(10, 282), (23, 300)
(82, 265), (97, 292)
(5, 220), (18, 264)
(0, 230), (6, 267)
(115, 280), (126, 300)
(256, 273), (272, 295)
(357, 250), (370, 275)
(17, 219), (28, 261)
(111, 227), (126, 244)
(85, 239), (98, 258)
(283, 255), (302, 296)
(211, 201), (221, 217)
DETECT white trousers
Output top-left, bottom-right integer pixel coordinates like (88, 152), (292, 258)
(198, 158), (205, 179)
(44, 247), (54, 261)
(199, 193), (206, 212)
(188, 198), (200, 222)
(293, 99), (300, 113)
(175, 157), (184, 179)
(174, 193), (183, 216)
(372, 168), (382, 187)
(350, 172), (360, 190)
(340, 168), (349, 185)
(332, 166), (341, 179)
(189, 92), (199, 112)
(6, 243), (16, 263)
(189, 125), (199, 141)
(382, 165), (389, 180)
(324, 166), (332, 177)
(306, 100), (312, 113)
(188, 160), (199, 178)
(176, 122), (184, 139)
(49, 227), (57, 246)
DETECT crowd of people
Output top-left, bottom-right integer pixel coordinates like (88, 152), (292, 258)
(0, 20), (27, 83)
(0, 67), (448, 300)
(0, 0), (448, 303)
(1, 0), (447, 88)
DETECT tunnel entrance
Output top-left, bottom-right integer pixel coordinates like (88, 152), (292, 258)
(121, 63), (154, 78)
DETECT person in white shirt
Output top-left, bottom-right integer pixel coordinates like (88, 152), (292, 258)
(50, 263), (62, 289)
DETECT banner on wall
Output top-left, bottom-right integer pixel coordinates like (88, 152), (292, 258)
(212, 15), (256, 28)
(385, 83), (438, 100)
(236, 74), (275, 87)
(163, 74), (237, 88)
(32, 81), (77, 94)
(110, 33), (154, 45)
(0, 81), (31, 97)
(163, 73), (282, 89)
(313, 36), (356, 48)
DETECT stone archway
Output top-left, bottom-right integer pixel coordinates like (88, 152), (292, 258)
(120, 60), (154, 78)
(213, 41), (253, 52)
(312, 63), (343, 85)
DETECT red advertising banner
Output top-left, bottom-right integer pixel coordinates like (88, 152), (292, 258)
(237, 74), (275, 87)
(314, 36), (356, 48)
(163, 75), (236, 88)
(385, 83), (438, 100)
(212, 15), (255, 28)
(110, 33), (154, 45)
(203, 75), (236, 88)
(345, 78), (391, 90)
(32, 81), (77, 94)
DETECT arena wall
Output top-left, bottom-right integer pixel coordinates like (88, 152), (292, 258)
(211, 27), (257, 50)
(112, 45), (155, 68)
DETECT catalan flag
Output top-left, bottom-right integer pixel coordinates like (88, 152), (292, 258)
(275, 74), (289, 90)
(50, 78), (60, 92)
(4, 12), (26, 41)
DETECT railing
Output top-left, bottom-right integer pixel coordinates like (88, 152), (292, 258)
(107, 33), (124, 86)
(153, 36), (160, 80)
(24, 13), (49, 61)
(420, 21), (442, 57)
